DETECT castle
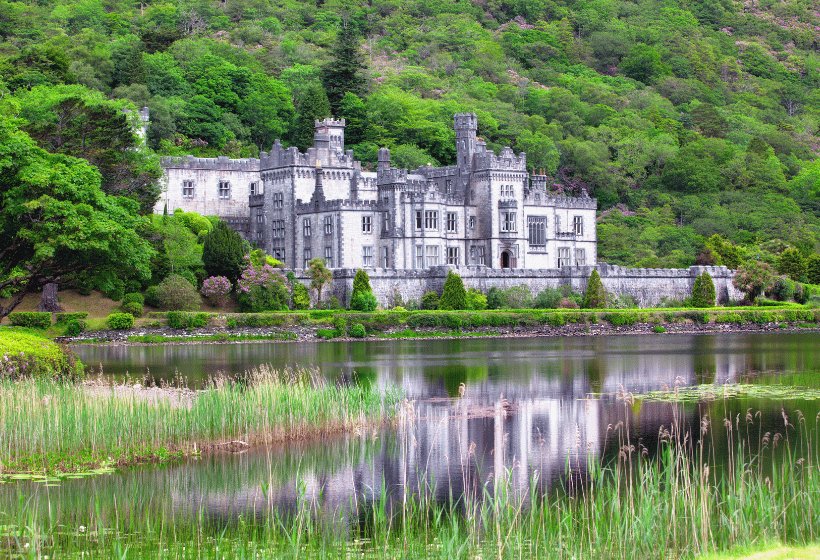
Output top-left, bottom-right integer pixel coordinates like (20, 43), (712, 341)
(157, 113), (598, 271)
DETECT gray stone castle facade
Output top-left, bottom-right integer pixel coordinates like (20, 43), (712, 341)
(157, 113), (597, 271)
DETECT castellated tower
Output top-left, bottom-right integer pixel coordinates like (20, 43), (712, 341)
(454, 113), (478, 168)
(314, 118), (346, 151)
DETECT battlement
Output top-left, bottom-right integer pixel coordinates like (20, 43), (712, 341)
(161, 155), (260, 172)
(473, 147), (527, 172)
(315, 118), (346, 129)
(540, 195), (597, 210)
(378, 168), (407, 185)
(295, 198), (381, 212)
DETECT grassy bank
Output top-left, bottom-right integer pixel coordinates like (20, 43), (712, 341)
(0, 366), (401, 475)
(1, 402), (815, 558)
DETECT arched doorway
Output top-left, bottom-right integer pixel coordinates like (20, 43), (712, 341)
(500, 251), (511, 269)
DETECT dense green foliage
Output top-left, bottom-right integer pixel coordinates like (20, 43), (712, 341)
(0, 0), (814, 272)
(0, 120), (154, 318)
(582, 270), (607, 308)
(0, 330), (82, 379)
(691, 271), (716, 307)
(439, 271), (467, 310)
(105, 312), (134, 330)
(307, 258), (332, 304)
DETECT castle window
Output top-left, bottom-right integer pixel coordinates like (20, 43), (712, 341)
(415, 245), (424, 269)
(362, 215), (372, 234)
(575, 248), (586, 266)
(272, 220), (285, 238)
(447, 247), (460, 266)
(468, 216), (475, 229)
(256, 214), (265, 224)
(218, 181), (231, 199)
(528, 216), (546, 247)
(303, 218), (312, 237)
(382, 212), (390, 232)
(382, 247), (389, 268)
(558, 247), (570, 268)
(500, 211), (516, 232)
(555, 215), (561, 233)
(273, 193), (284, 209)
(272, 246), (285, 261)
(501, 184), (514, 198)
(362, 246), (373, 267)
(470, 245), (485, 265)
(424, 210), (438, 230)
(324, 246), (333, 268)
(446, 212), (457, 233)
(573, 216), (584, 236)
(303, 248), (311, 269)
(425, 245), (439, 267)
(324, 215), (333, 235)
(182, 180), (195, 198)
(250, 182), (258, 196)
(416, 211), (423, 230)
(445, 179), (452, 194)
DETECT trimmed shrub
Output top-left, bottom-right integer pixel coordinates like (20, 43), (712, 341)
(349, 323), (366, 338)
(439, 271), (467, 310)
(55, 312), (89, 325)
(466, 288), (487, 310)
(8, 312), (52, 329)
(603, 312), (637, 326)
(582, 270), (607, 309)
(64, 319), (87, 336)
(691, 272), (716, 307)
(167, 311), (210, 329)
(0, 330), (83, 379)
(155, 274), (202, 311)
(202, 220), (247, 282)
(350, 291), (378, 312)
(122, 292), (145, 306)
(351, 269), (372, 300)
(420, 291), (440, 310)
(120, 301), (144, 317)
(106, 313), (135, 330)
(291, 282), (311, 310)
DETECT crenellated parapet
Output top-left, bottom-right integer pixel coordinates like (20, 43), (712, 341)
(540, 195), (597, 210)
(295, 198), (382, 213)
(161, 155), (260, 171)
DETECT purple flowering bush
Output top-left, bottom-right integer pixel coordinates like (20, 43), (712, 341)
(236, 258), (290, 312)
(201, 275), (232, 307)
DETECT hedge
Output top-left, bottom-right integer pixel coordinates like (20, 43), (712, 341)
(8, 312), (52, 329)
(167, 311), (210, 329)
(0, 330), (83, 379)
(106, 313), (135, 330)
(55, 312), (89, 325)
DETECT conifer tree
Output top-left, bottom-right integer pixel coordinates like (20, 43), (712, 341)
(291, 82), (331, 150)
(439, 271), (467, 310)
(691, 271), (716, 307)
(582, 270), (607, 309)
(350, 269), (377, 311)
(202, 221), (246, 283)
(321, 21), (367, 113)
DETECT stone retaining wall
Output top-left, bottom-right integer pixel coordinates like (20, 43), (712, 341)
(295, 264), (740, 308)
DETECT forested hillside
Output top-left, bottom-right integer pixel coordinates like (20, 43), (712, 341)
(0, 0), (817, 268)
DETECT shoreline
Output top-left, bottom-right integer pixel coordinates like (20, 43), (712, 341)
(64, 321), (819, 347)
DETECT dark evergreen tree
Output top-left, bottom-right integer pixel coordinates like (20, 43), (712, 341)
(321, 21), (367, 114)
(691, 272), (716, 307)
(777, 248), (807, 282)
(807, 254), (820, 285)
(582, 270), (607, 309)
(350, 269), (377, 311)
(202, 221), (246, 283)
(291, 82), (330, 150)
(439, 271), (467, 310)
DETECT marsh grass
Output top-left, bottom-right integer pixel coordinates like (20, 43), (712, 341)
(634, 382), (820, 402)
(1, 394), (816, 558)
(0, 365), (400, 475)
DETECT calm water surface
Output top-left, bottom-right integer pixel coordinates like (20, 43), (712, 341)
(5, 333), (819, 529)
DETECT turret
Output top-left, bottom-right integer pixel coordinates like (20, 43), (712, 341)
(314, 118), (346, 151)
(377, 147), (391, 172)
(454, 113), (478, 168)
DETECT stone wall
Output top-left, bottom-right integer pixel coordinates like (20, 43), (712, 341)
(295, 264), (741, 308)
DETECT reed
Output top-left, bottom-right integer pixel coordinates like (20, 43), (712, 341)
(1, 396), (816, 558)
(0, 365), (401, 474)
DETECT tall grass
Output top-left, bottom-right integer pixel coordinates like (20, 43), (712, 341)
(1, 396), (816, 558)
(0, 365), (400, 473)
